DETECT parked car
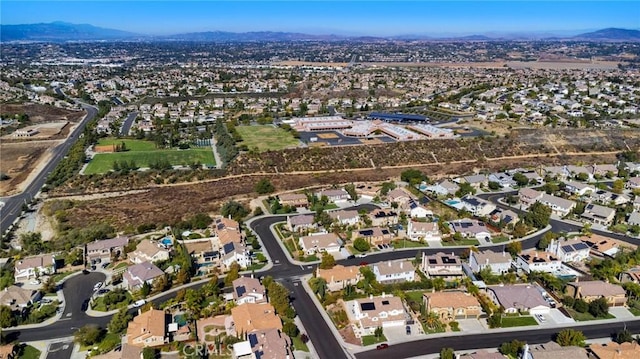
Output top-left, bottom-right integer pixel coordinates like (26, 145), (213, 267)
(359, 261), (369, 266)
(357, 253), (367, 258)
(347, 255), (355, 259)
(406, 325), (411, 335)
(93, 282), (103, 290)
(376, 343), (389, 350)
(81, 299), (89, 311)
(29, 280), (41, 285)
(133, 299), (146, 308)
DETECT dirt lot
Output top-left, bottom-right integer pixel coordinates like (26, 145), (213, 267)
(1, 121), (69, 140)
(0, 140), (60, 196)
(0, 103), (85, 195)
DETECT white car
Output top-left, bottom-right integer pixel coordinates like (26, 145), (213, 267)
(357, 253), (367, 258)
(133, 299), (146, 308)
(29, 280), (41, 285)
(93, 282), (103, 290)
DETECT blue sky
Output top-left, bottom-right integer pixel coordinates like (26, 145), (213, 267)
(2, 1), (639, 36)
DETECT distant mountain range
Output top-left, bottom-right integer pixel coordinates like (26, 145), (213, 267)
(1, 22), (639, 43)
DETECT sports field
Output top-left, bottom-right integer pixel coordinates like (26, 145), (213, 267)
(235, 125), (299, 152)
(85, 138), (215, 174)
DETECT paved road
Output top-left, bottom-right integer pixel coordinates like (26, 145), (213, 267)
(5, 272), (108, 342)
(46, 340), (74, 359)
(0, 103), (98, 237)
(120, 111), (138, 136)
(356, 319), (640, 358)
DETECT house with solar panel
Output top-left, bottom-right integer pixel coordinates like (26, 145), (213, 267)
(449, 219), (492, 241)
(221, 242), (251, 269)
(547, 238), (591, 263)
(581, 203), (616, 226)
(343, 294), (408, 338)
(231, 276), (266, 305)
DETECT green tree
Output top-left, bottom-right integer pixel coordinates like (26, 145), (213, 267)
(573, 299), (589, 313)
(505, 241), (522, 256)
(588, 297), (609, 318)
(615, 328), (634, 343)
(108, 308), (132, 334)
(456, 182), (476, 197)
(612, 179), (624, 194)
(74, 325), (103, 346)
(512, 173), (529, 186)
(142, 347), (158, 359)
(319, 252), (336, 269)
(0, 306), (16, 328)
(555, 329), (586, 347)
(440, 347), (455, 359)
(401, 169), (426, 185)
(140, 282), (151, 297)
(221, 201), (249, 221)
(537, 231), (556, 250)
(224, 262), (241, 287)
(266, 281), (293, 318)
(524, 202), (552, 228)
(374, 326), (383, 338)
(499, 339), (525, 357)
(353, 237), (371, 252)
(309, 277), (328, 300)
(344, 183), (358, 201)
(254, 178), (275, 194)
(488, 181), (501, 190)
(380, 181), (396, 196)
(283, 322), (299, 337)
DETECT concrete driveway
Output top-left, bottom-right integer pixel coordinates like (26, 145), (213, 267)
(609, 306), (635, 319)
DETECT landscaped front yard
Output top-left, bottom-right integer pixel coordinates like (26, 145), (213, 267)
(500, 316), (538, 327)
(362, 334), (388, 346)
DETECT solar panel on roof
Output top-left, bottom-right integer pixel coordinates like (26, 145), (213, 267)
(573, 242), (589, 250)
(382, 300), (390, 305)
(561, 245), (574, 253)
(223, 242), (234, 253)
(360, 302), (376, 311)
(236, 285), (246, 297)
(360, 230), (374, 236)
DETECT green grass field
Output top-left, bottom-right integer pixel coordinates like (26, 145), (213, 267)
(85, 138), (215, 174)
(18, 345), (41, 359)
(500, 316), (538, 327)
(236, 125), (299, 152)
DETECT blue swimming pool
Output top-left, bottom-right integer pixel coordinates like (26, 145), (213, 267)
(445, 200), (460, 206)
(161, 237), (172, 246)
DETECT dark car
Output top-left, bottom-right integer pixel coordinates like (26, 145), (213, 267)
(406, 325), (411, 335)
(81, 299), (89, 311)
(347, 255), (355, 259)
(359, 261), (369, 266)
(376, 343), (389, 350)
(82, 269), (90, 275)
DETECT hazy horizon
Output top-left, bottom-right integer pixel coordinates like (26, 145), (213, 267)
(2, 1), (639, 37)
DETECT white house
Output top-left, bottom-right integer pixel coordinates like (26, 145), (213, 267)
(449, 219), (492, 240)
(547, 238), (591, 262)
(128, 239), (171, 264)
(328, 210), (360, 226)
(221, 242), (251, 269)
(372, 260), (416, 283)
(407, 199), (432, 218)
(407, 221), (441, 242)
(344, 295), (407, 338)
(515, 250), (561, 274)
(232, 276), (266, 305)
(469, 250), (512, 274)
(460, 196), (496, 216)
(423, 180), (459, 196)
(539, 193), (576, 217)
(298, 233), (343, 255)
(563, 181), (595, 196)
(14, 254), (56, 281)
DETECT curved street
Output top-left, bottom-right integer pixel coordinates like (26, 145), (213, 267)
(5, 194), (640, 358)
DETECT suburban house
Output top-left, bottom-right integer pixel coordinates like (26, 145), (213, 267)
(316, 265), (362, 292)
(590, 341), (640, 359)
(423, 180), (459, 196)
(626, 177), (640, 190)
(421, 252), (464, 279)
(221, 242), (251, 269)
(628, 211), (640, 226)
(621, 266), (640, 283)
(14, 254), (56, 281)
(213, 217), (240, 233)
(226, 303), (282, 337)
(563, 181), (595, 196)
(579, 234), (620, 258)
(184, 240), (218, 267)
(354, 227), (393, 245)
(635, 197), (640, 211)
(86, 235), (128, 264)
(461, 174), (488, 189)
(232, 276), (266, 305)
(298, 233), (342, 255)
(458, 350), (506, 359)
(488, 172), (517, 188)
(242, 329), (293, 359)
(286, 214), (316, 232)
(406, 199), (432, 218)
(581, 203), (616, 226)
(488, 208), (519, 227)
(128, 239), (170, 264)
(524, 342), (588, 359)
(469, 250), (512, 275)
(344, 294), (407, 337)
(372, 260), (416, 283)
(123, 261), (165, 290)
(515, 250), (561, 274)
(0, 285), (41, 311)
(591, 190), (630, 206)
(407, 221), (441, 242)
(565, 280), (626, 306)
(460, 196), (496, 216)
(367, 209), (399, 227)
(547, 238), (591, 263)
(486, 285), (551, 315)
(449, 219), (492, 240)
(518, 188), (544, 208)
(423, 291), (482, 322)
(539, 193), (576, 217)
(127, 309), (167, 347)
(316, 188), (350, 202)
(277, 193), (309, 208)
(328, 209), (360, 226)
(386, 188), (412, 205)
